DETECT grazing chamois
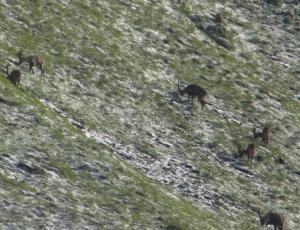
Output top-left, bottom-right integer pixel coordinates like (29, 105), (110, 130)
(17, 50), (45, 76)
(237, 143), (256, 161)
(178, 81), (207, 109)
(6, 64), (21, 86)
(257, 210), (286, 230)
(215, 13), (224, 25)
(253, 127), (270, 148)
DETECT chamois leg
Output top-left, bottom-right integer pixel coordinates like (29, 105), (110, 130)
(38, 64), (44, 76)
(29, 62), (35, 73)
(199, 97), (205, 109)
(263, 137), (268, 148)
(248, 155), (253, 162)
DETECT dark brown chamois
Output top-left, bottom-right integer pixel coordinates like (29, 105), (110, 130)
(6, 64), (21, 86)
(237, 143), (256, 161)
(178, 82), (207, 109)
(215, 13), (224, 25)
(253, 127), (270, 148)
(17, 50), (45, 76)
(257, 210), (286, 230)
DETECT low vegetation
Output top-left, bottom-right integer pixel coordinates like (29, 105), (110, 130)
(0, 0), (299, 229)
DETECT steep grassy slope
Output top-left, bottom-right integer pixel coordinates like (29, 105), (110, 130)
(0, 75), (232, 229)
(0, 0), (299, 229)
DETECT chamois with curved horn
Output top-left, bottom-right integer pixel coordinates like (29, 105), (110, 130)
(178, 81), (207, 109)
(6, 64), (21, 87)
(257, 209), (286, 230)
(17, 50), (45, 76)
(253, 127), (270, 148)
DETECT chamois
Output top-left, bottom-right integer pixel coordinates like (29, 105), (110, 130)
(17, 50), (45, 76)
(237, 143), (256, 161)
(6, 64), (21, 86)
(178, 82), (207, 109)
(253, 127), (270, 148)
(215, 13), (224, 25)
(257, 210), (286, 230)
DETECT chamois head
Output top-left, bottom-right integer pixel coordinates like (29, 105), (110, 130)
(17, 50), (24, 60)
(236, 143), (244, 158)
(253, 127), (261, 139)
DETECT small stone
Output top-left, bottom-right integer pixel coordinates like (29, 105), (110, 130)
(182, 163), (193, 169)
(98, 175), (107, 181)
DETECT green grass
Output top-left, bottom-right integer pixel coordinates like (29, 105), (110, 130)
(0, 171), (36, 192)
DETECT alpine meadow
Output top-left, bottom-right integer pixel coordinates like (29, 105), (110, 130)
(0, 1), (299, 229)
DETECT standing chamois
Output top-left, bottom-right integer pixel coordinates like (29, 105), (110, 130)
(6, 64), (21, 86)
(237, 143), (256, 161)
(215, 13), (224, 25)
(257, 209), (286, 230)
(178, 81), (207, 109)
(253, 127), (270, 148)
(17, 50), (45, 76)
